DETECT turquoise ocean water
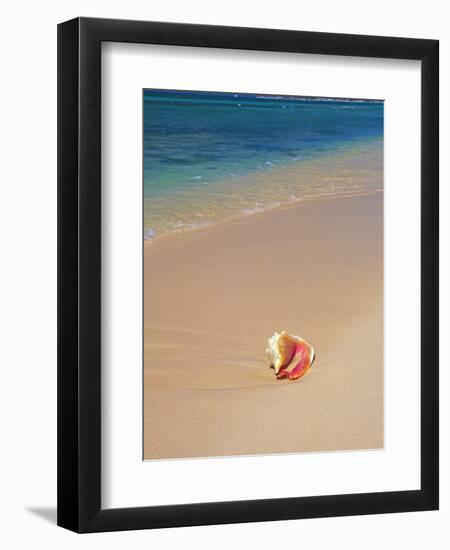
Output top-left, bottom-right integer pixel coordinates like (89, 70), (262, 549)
(143, 90), (383, 239)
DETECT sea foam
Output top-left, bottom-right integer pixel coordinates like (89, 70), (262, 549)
(144, 228), (156, 241)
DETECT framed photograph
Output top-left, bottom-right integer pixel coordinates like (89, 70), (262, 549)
(57, 17), (439, 532)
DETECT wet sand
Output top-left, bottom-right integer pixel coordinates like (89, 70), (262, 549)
(143, 192), (383, 459)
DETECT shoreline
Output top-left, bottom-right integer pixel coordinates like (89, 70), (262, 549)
(144, 137), (383, 241)
(144, 187), (383, 247)
(144, 192), (384, 459)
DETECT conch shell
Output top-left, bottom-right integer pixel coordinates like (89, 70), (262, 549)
(266, 331), (315, 380)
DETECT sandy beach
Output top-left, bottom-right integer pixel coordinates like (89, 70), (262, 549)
(143, 191), (383, 459)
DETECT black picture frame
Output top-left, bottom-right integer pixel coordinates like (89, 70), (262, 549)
(57, 17), (439, 533)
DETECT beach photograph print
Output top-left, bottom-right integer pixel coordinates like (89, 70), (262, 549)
(143, 89), (384, 460)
